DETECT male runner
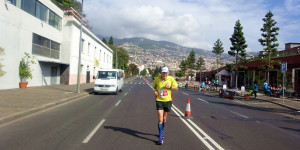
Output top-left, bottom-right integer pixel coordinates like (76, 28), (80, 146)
(153, 67), (178, 145)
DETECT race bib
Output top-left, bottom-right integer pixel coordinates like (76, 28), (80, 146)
(159, 90), (168, 97)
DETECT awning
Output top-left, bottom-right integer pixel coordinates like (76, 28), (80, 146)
(38, 59), (70, 65)
(217, 69), (230, 76)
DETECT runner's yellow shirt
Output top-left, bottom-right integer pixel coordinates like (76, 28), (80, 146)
(153, 75), (178, 102)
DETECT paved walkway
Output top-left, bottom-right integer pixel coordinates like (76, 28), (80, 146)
(0, 77), (137, 125)
(189, 87), (300, 112)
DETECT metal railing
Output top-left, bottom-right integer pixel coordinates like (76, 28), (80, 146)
(63, 7), (87, 26)
(32, 44), (60, 59)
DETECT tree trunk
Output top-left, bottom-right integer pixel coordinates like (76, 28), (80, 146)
(236, 72), (238, 89)
(216, 55), (219, 78)
(267, 53), (270, 83)
(235, 53), (238, 88)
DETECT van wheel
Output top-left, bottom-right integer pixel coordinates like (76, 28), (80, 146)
(115, 88), (118, 95)
(119, 87), (122, 92)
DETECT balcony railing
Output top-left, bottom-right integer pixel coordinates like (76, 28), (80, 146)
(63, 7), (87, 26)
(32, 44), (60, 59)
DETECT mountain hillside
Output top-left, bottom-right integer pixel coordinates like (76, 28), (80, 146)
(97, 35), (258, 71)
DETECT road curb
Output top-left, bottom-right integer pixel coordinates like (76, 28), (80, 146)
(0, 93), (89, 125)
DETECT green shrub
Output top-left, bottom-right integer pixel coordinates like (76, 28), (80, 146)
(19, 52), (35, 82)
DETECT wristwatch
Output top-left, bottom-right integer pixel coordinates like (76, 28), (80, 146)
(170, 86), (172, 90)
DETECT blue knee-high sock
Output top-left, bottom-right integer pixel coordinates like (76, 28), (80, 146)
(162, 122), (166, 130)
(158, 124), (163, 137)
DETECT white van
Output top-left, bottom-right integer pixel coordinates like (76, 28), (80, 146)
(94, 69), (124, 95)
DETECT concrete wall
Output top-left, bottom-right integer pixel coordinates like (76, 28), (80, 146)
(0, 0), (113, 89)
(0, 0), (63, 89)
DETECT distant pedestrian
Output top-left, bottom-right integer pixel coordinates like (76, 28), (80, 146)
(215, 79), (219, 90)
(153, 67), (178, 145)
(253, 81), (258, 99)
(266, 84), (272, 96)
(263, 80), (268, 95)
(200, 81), (205, 91)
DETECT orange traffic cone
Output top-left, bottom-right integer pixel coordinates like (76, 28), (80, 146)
(185, 98), (191, 118)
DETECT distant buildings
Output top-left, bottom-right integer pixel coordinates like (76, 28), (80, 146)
(200, 43), (300, 94)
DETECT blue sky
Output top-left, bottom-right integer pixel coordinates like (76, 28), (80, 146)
(83, 0), (300, 52)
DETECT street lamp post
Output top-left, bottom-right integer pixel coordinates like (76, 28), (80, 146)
(77, 0), (84, 94)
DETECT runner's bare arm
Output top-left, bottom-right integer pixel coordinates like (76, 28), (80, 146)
(153, 85), (158, 96)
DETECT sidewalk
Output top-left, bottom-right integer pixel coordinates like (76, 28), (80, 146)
(0, 83), (94, 125)
(187, 87), (300, 112)
(0, 77), (137, 125)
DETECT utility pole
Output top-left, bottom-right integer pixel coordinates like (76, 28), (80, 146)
(77, 0), (83, 94)
(116, 48), (118, 69)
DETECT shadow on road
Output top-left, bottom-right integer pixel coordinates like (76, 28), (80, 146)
(210, 101), (294, 114)
(280, 127), (300, 133)
(104, 126), (157, 144)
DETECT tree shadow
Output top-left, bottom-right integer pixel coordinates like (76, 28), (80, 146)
(209, 101), (293, 114)
(104, 126), (157, 144)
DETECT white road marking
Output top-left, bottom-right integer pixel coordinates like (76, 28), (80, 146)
(183, 92), (189, 95)
(187, 119), (224, 150)
(204, 93), (211, 96)
(125, 92), (128, 96)
(146, 80), (223, 149)
(115, 100), (122, 106)
(230, 111), (249, 119)
(171, 105), (220, 150)
(82, 119), (106, 143)
(197, 98), (209, 103)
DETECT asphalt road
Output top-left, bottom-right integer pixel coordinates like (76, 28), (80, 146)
(0, 77), (299, 150)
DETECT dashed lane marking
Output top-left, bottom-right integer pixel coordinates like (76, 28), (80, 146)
(197, 98), (209, 103)
(115, 100), (122, 107)
(230, 111), (249, 119)
(82, 119), (106, 143)
(183, 92), (189, 95)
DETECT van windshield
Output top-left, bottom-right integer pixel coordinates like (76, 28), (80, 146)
(97, 71), (116, 79)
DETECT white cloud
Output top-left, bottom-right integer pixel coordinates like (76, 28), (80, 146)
(84, 0), (299, 52)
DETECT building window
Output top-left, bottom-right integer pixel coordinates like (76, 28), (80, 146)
(8, 0), (61, 30)
(36, 1), (49, 23)
(21, 0), (36, 16)
(8, 0), (16, 5)
(32, 33), (60, 59)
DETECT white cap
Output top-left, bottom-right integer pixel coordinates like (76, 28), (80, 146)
(161, 67), (169, 73)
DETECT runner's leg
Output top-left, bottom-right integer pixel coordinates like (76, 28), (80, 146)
(157, 110), (164, 144)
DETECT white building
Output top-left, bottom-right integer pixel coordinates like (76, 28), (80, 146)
(0, 0), (113, 89)
(137, 64), (145, 75)
(62, 9), (113, 85)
